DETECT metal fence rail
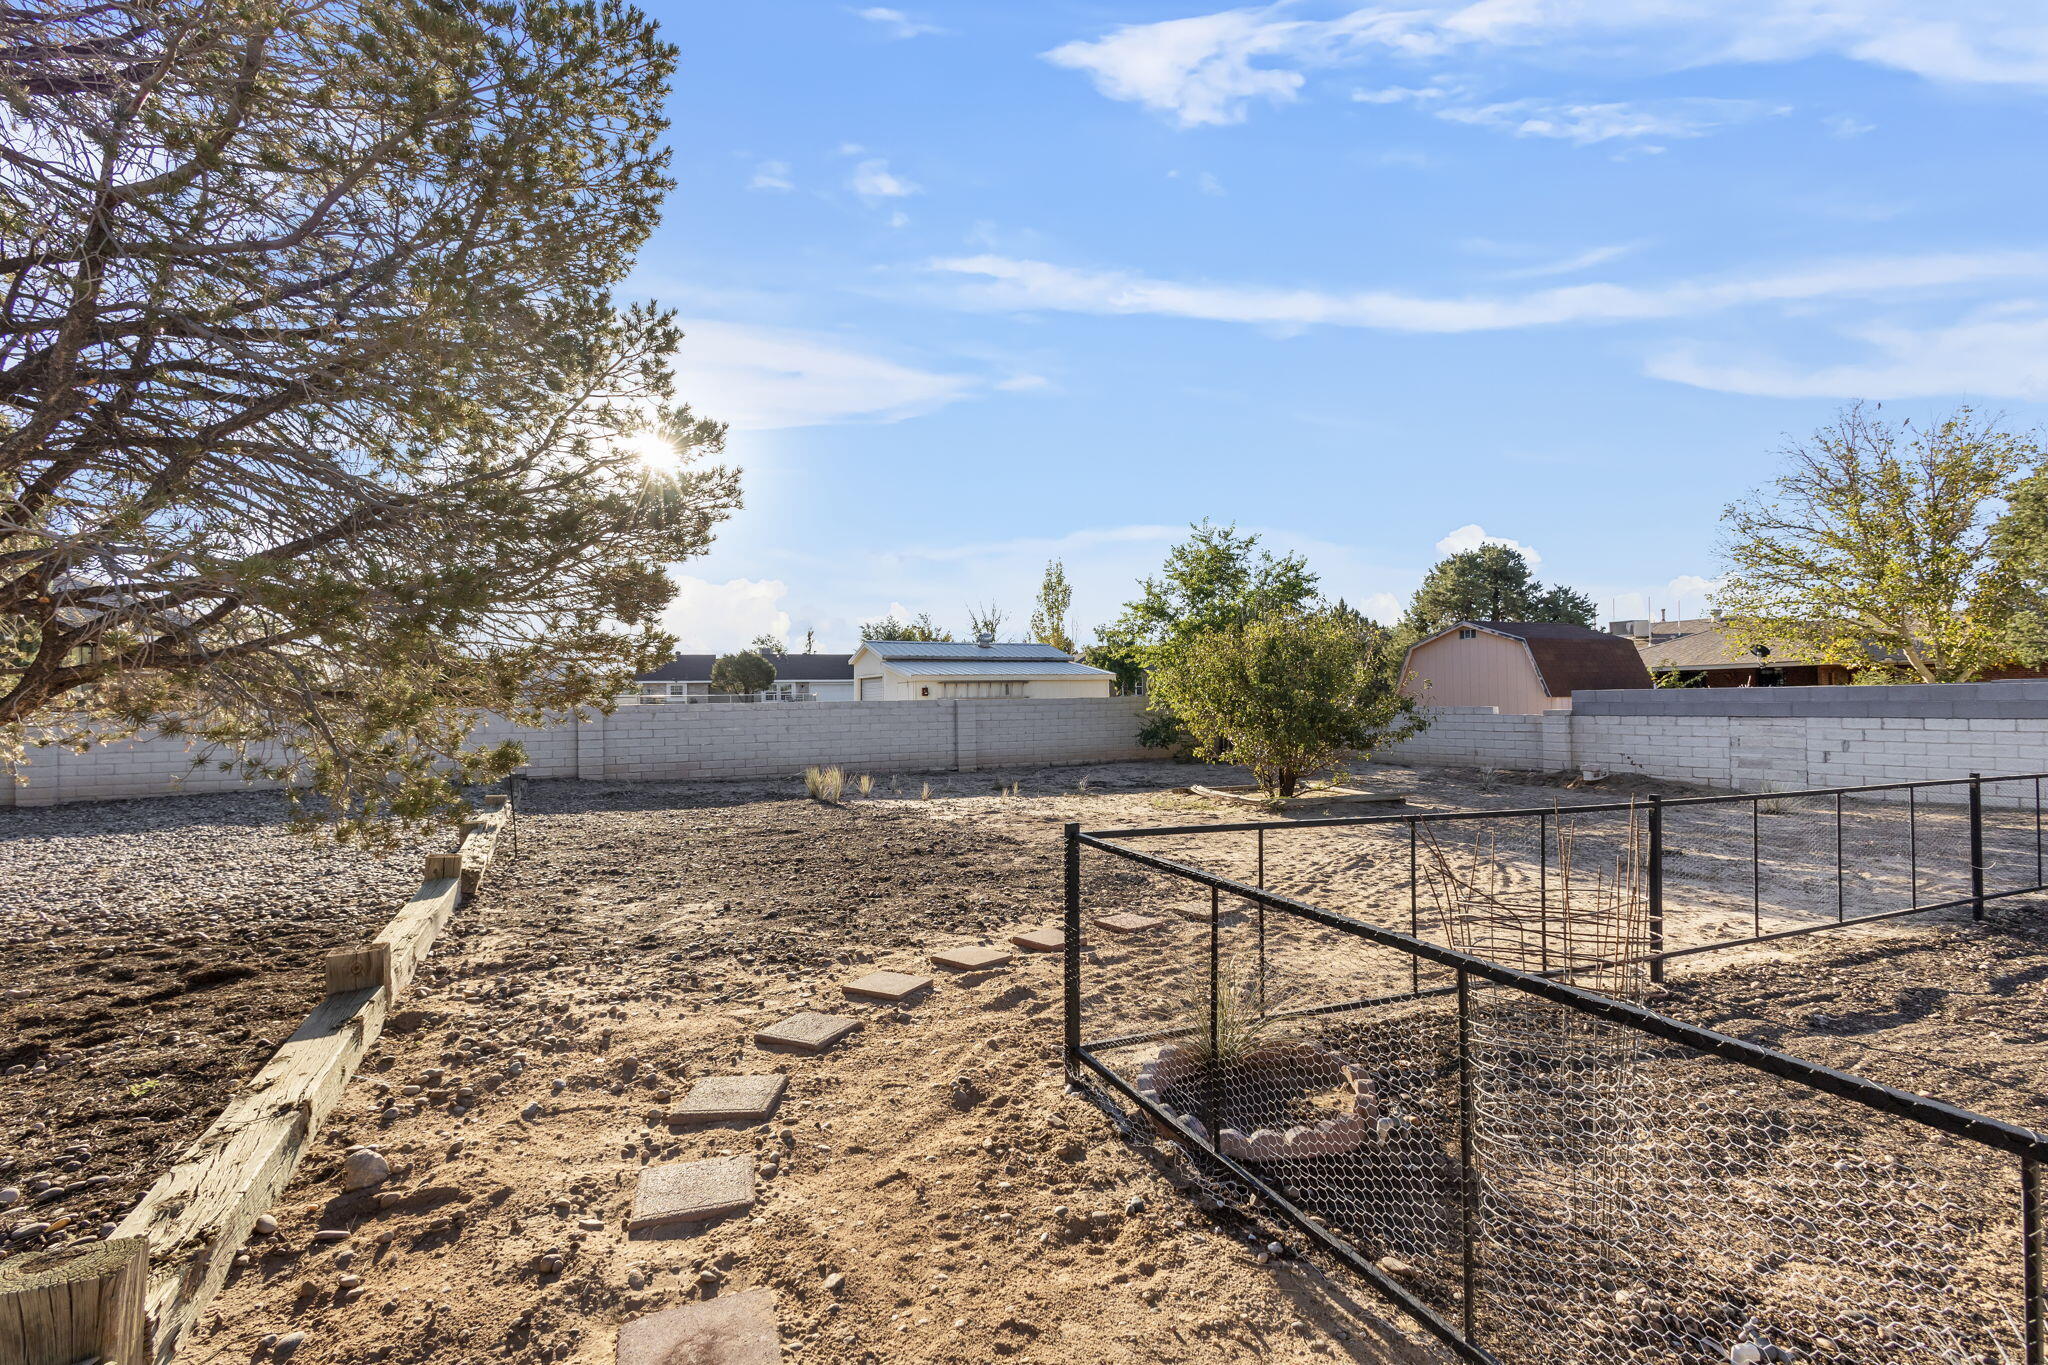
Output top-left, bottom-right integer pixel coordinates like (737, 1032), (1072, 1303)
(1089, 770), (2048, 984)
(1063, 772), (2048, 1365)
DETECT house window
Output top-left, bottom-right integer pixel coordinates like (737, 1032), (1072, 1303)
(940, 681), (1029, 698)
(1458, 628), (1477, 639)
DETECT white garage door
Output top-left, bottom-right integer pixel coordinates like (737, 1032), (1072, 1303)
(858, 677), (879, 700)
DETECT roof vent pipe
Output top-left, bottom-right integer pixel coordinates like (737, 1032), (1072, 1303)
(975, 630), (994, 648)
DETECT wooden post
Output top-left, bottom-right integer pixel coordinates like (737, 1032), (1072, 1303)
(424, 852), (463, 881)
(323, 942), (393, 996)
(0, 1236), (148, 1365)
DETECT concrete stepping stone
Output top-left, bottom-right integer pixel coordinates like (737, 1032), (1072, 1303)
(840, 970), (932, 1002)
(617, 1287), (779, 1364)
(931, 945), (1013, 972)
(754, 1011), (860, 1052)
(1093, 912), (1165, 934)
(629, 1156), (755, 1232)
(1010, 928), (1065, 953)
(669, 1075), (787, 1124)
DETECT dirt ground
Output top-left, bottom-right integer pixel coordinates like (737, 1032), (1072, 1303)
(6, 759), (2045, 1364)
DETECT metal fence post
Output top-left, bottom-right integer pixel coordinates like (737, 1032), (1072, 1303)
(1456, 969), (1480, 1342)
(1835, 789), (1846, 923)
(1205, 884), (1222, 1148)
(1256, 827), (1268, 1014)
(1409, 819), (1421, 994)
(1971, 773), (1987, 923)
(1647, 796), (1665, 985)
(2027, 1156), (2045, 1365)
(1063, 822), (1081, 1080)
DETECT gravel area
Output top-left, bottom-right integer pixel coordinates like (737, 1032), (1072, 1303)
(0, 792), (438, 1258)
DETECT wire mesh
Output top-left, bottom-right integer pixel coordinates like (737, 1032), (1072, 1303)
(1071, 771), (2048, 1365)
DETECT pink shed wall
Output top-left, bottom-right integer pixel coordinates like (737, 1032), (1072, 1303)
(1401, 630), (1564, 714)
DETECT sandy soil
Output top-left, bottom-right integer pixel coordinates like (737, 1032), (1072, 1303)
(7, 758), (2044, 1365)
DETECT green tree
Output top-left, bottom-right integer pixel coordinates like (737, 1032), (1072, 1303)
(1718, 404), (2041, 683)
(1030, 560), (1076, 655)
(1101, 522), (1318, 658)
(0, 0), (736, 840)
(1994, 467), (2048, 668)
(966, 602), (1008, 640)
(1402, 545), (1596, 633)
(711, 651), (776, 695)
(1147, 608), (1422, 799)
(858, 613), (954, 642)
(750, 634), (789, 655)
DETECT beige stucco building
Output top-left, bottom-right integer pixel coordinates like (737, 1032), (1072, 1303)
(850, 638), (1116, 701)
(1400, 620), (1653, 713)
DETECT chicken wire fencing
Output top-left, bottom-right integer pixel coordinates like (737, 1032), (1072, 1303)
(1062, 785), (2048, 1365)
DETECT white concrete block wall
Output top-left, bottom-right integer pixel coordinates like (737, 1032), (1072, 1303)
(3, 697), (1159, 806)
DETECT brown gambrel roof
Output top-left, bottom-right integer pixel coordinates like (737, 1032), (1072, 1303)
(1458, 620), (1655, 696)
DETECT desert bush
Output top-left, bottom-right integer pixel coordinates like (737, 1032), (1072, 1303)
(804, 765), (845, 802)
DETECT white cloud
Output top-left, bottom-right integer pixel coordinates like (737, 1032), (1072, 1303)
(995, 373), (1051, 391)
(660, 576), (793, 654)
(1045, 2), (2048, 127)
(857, 7), (943, 39)
(1435, 524), (1541, 567)
(1435, 97), (1786, 145)
(1600, 576), (1727, 622)
(849, 157), (921, 200)
(1647, 306), (2048, 399)
(1494, 242), (1642, 279)
(1196, 171), (1226, 196)
(671, 320), (977, 430)
(930, 249), (2048, 335)
(748, 160), (794, 192)
(1824, 112), (1877, 137)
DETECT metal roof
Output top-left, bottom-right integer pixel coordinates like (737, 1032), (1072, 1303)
(636, 652), (855, 683)
(859, 640), (1074, 662)
(881, 660), (1116, 679)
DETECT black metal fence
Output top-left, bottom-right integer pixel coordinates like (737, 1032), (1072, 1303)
(1062, 770), (2048, 1365)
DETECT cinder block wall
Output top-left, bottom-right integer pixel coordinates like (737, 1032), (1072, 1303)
(1374, 682), (2048, 799)
(2, 697), (1158, 807)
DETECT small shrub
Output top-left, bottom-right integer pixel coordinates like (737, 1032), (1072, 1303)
(858, 774), (875, 797)
(920, 781), (932, 800)
(804, 765), (845, 802)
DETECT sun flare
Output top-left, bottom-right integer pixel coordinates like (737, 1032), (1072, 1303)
(625, 431), (680, 472)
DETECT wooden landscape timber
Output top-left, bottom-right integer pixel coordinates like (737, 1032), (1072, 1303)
(0, 795), (513, 1364)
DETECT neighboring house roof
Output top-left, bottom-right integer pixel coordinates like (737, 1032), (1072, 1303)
(1630, 621), (1904, 672)
(878, 660), (1116, 679)
(635, 652), (856, 684)
(858, 640), (1075, 662)
(1415, 620), (1654, 696)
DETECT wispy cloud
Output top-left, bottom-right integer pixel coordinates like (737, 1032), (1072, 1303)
(856, 7), (943, 39)
(1823, 112), (1878, 138)
(671, 321), (977, 430)
(1493, 242), (1643, 279)
(1435, 97), (1788, 145)
(849, 157), (921, 201)
(1045, 3), (2048, 127)
(929, 249), (2048, 335)
(1647, 306), (2048, 399)
(747, 160), (794, 192)
(660, 576), (794, 654)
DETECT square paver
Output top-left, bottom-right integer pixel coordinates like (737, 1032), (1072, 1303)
(1093, 912), (1165, 934)
(754, 1011), (861, 1052)
(841, 970), (932, 1002)
(628, 1157), (755, 1232)
(617, 1287), (779, 1365)
(931, 945), (1013, 972)
(1010, 928), (1065, 953)
(669, 1074), (787, 1124)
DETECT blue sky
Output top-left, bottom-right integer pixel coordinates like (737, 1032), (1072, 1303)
(632, 1), (2048, 653)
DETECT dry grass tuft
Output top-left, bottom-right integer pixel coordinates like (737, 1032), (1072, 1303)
(804, 765), (846, 803)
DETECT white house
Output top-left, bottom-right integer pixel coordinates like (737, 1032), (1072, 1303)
(630, 652), (856, 702)
(849, 637), (1116, 701)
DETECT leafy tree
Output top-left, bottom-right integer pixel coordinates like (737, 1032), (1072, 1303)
(1030, 560), (1076, 654)
(858, 613), (953, 642)
(1402, 545), (1595, 632)
(966, 602), (1008, 640)
(1100, 522), (1319, 660)
(1993, 467), (2048, 669)
(1147, 608), (1423, 799)
(711, 651), (775, 695)
(1718, 404), (2042, 683)
(750, 634), (788, 656)
(0, 0), (737, 840)
(802, 629), (817, 654)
